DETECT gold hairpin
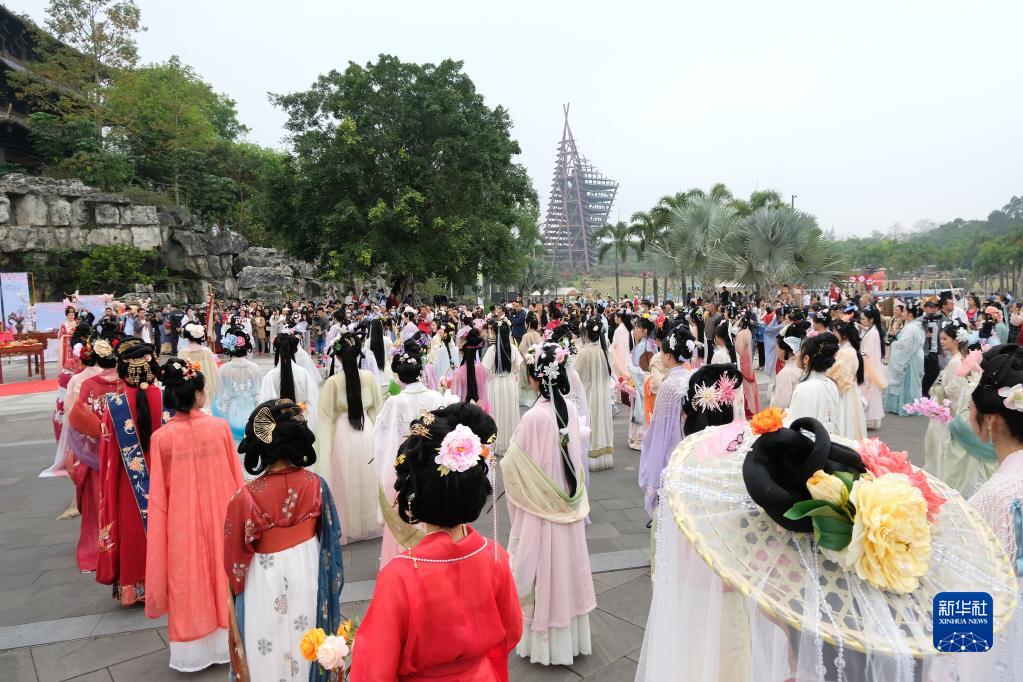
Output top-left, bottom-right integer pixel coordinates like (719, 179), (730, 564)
(410, 422), (431, 438)
(253, 406), (276, 444)
(419, 410), (436, 426)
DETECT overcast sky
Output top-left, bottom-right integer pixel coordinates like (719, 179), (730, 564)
(15, 0), (1023, 236)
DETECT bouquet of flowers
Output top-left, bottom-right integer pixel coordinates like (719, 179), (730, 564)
(902, 397), (953, 423)
(299, 619), (358, 680)
(617, 375), (637, 398)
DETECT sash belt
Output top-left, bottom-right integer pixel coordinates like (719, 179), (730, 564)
(254, 516), (318, 554)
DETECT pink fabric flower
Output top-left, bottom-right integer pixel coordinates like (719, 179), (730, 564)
(806, 329), (820, 338)
(715, 376), (737, 405)
(856, 438), (945, 521)
(985, 306), (1003, 322)
(555, 346), (569, 363)
(434, 424), (483, 474)
(956, 349), (983, 377)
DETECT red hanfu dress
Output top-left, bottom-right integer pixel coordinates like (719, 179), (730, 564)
(146, 410), (244, 671)
(350, 527), (522, 682)
(67, 368), (120, 572)
(95, 385), (163, 605)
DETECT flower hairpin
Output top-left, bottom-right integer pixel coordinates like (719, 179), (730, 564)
(998, 384), (1023, 412)
(692, 382), (722, 411)
(93, 339), (113, 358)
(716, 375), (737, 404)
(434, 424), (483, 476)
(668, 334), (678, 351)
(184, 323), (205, 339)
(955, 327), (970, 343)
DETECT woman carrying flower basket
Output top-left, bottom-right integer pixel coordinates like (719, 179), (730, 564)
(921, 324), (997, 497)
(351, 403), (522, 681)
(224, 399), (344, 682)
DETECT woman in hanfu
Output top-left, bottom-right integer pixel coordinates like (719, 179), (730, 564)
(316, 332), (384, 544)
(372, 339), (455, 568)
(922, 324), (997, 497)
(610, 310), (633, 405)
(43, 322), (94, 503)
(859, 304), (887, 429)
(364, 316), (393, 394)
(212, 326), (262, 444)
(518, 313), (543, 406)
(502, 342), (595, 665)
(482, 317), (523, 454)
(451, 326), (489, 413)
(431, 320), (458, 391)
(575, 317), (614, 471)
(259, 332), (319, 433)
(351, 403), (523, 681)
(57, 305), (79, 372)
(145, 358), (244, 672)
(95, 338), (164, 605)
(929, 344), (1023, 682)
(770, 321), (808, 409)
(67, 333), (123, 572)
(176, 322), (219, 413)
(732, 310), (761, 419)
(639, 324), (697, 517)
(827, 319), (869, 440)
(884, 303), (926, 415)
(225, 399), (344, 682)
(627, 315), (657, 450)
(787, 332), (842, 434)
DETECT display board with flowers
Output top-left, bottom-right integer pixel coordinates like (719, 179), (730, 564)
(781, 435), (946, 594)
(299, 618), (358, 680)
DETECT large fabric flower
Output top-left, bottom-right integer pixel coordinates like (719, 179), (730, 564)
(435, 424), (483, 474)
(750, 407), (785, 435)
(299, 627), (326, 662)
(806, 470), (848, 507)
(998, 384), (1023, 412)
(857, 438), (945, 520)
(841, 473), (931, 594)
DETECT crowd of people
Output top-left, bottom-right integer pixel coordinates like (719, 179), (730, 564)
(33, 281), (1023, 681)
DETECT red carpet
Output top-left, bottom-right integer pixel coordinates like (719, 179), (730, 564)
(0, 378), (58, 397)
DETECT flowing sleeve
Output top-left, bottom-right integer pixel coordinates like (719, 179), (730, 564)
(482, 346), (496, 376)
(366, 371), (384, 421)
(511, 345), (523, 375)
(488, 548), (523, 682)
(373, 399), (401, 489)
(787, 382), (818, 423)
(257, 372), (275, 403)
(348, 566), (409, 682)
(772, 369), (796, 409)
(68, 388), (103, 438)
(224, 489), (256, 596)
(144, 429), (170, 617)
(301, 369), (319, 434)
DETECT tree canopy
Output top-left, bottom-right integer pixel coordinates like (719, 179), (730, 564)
(267, 55), (536, 296)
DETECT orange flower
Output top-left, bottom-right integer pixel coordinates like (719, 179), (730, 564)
(299, 627), (326, 661)
(750, 407), (786, 435)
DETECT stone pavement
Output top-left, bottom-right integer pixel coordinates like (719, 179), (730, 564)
(0, 367), (928, 681)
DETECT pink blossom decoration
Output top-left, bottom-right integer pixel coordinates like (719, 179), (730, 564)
(554, 346), (569, 364)
(902, 397), (953, 423)
(435, 424), (483, 475)
(715, 376), (737, 405)
(956, 349), (983, 377)
(856, 438), (946, 521)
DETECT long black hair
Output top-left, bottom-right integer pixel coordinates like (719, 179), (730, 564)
(369, 317), (386, 371)
(527, 342), (578, 496)
(799, 332), (839, 378)
(663, 323), (696, 364)
(777, 320), (810, 362)
(831, 319), (864, 385)
(860, 304), (886, 360)
(392, 339), (426, 384)
(331, 333), (365, 430)
(273, 333), (300, 401)
(492, 319), (513, 375)
(972, 345), (1023, 441)
(714, 321), (737, 363)
(461, 327), (484, 402)
(583, 316), (611, 375)
(683, 364), (742, 436)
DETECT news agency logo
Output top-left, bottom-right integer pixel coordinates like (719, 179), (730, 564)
(933, 592), (993, 653)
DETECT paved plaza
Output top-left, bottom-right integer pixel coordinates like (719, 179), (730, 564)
(0, 359), (929, 681)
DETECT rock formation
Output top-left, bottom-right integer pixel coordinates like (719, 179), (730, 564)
(0, 174), (321, 303)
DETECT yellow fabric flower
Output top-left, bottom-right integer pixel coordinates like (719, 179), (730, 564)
(842, 473), (931, 594)
(299, 627), (326, 662)
(806, 470), (848, 507)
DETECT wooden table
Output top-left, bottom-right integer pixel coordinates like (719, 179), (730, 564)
(0, 344), (46, 383)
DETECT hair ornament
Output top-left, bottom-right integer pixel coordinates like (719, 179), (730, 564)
(93, 339), (113, 358)
(998, 384), (1023, 412)
(419, 410), (436, 426)
(668, 334), (678, 351)
(434, 424), (483, 476)
(955, 327), (971, 343)
(410, 422), (432, 439)
(253, 406), (276, 444)
(183, 323), (205, 339)
(783, 336), (802, 354)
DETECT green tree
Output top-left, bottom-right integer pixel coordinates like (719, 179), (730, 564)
(105, 56), (247, 211)
(730, 189), (785, 217)
(593, 220), (640, 300)
(268, 55), (535, 299)
(77, 244), (149, 293)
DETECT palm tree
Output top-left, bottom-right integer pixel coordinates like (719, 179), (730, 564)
(594, 220), (640, 300)
(629, 210), (663, 301)
(707, 205), (844, 294)
(730, 189), (785, 217)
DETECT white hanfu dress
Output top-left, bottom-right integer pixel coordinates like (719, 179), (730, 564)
(258, 362), (320, 433)
(178, 341), (219, 414)
(787, 371), (841, 434)
(827, 342), (868, 441)
(574, 340), (614, 470)
(316, 369), (384, 543)
(482, 344), (524, 454)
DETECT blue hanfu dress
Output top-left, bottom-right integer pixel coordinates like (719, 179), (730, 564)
(883, 319), (925, 416)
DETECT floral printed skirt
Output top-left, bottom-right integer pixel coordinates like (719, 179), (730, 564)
(243, 536), (319, 682)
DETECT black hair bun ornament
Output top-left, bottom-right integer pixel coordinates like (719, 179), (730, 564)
(742, 417), (864, 532)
